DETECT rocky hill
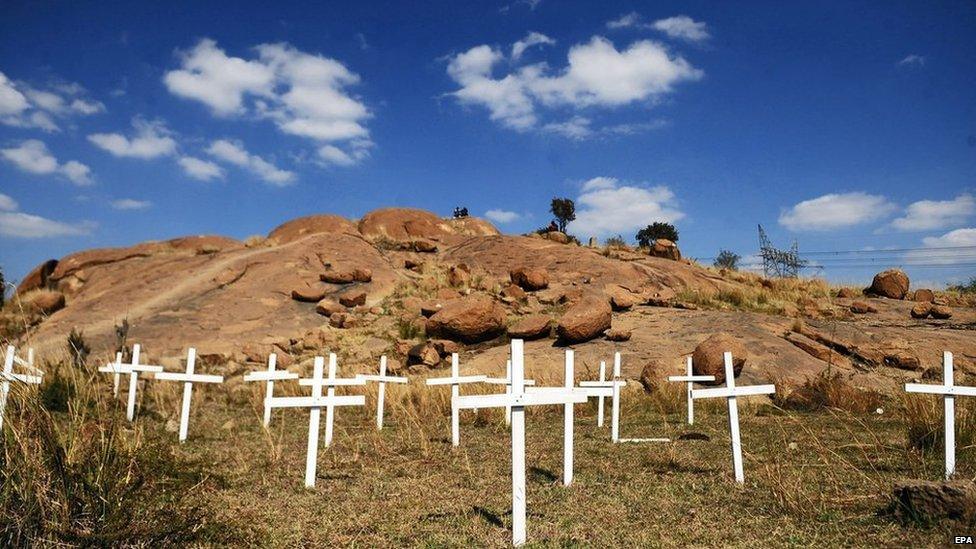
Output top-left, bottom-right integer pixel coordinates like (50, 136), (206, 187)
(7, 207), (975, 395)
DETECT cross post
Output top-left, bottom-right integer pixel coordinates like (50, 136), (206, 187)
(243, 353), (300, 427)
(906, 352), (974, 479)
(668, 356), (715, 425)
(153, 347), (224, 442)
(356, 355), (408, 430)
(426, 353), (487, 446)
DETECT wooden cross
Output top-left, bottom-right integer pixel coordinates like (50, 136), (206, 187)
(153, 347), (224, 442)
(483, 359), (536, 425)
(1, 346), (43, 429)
(356, 355), (408, 430)
(577, 351), (628, 442)
(668, 356), (715, 425)
(268, 355), (366, 487)
(97, 344), (163, 421)
(691, 351), (775, 483)
(426, 353), (487, 447)
(243, 353), (299, 427)
(905, 351), (972, 480)
(454, 339), (587, 546)
(297, 353), (366, 447)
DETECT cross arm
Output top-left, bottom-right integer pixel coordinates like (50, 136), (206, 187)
(692, 384), (776, 399)
(578, 380), (627, 388)
(0, 372), (42, 384)
(298, 377), (367, 387)
(668, 375), (716, 382)
(12, 356), (43, 375)
(426, 375), (487, 386)
(267, 395), (367, 409)
(482, 378), (537, 386)
(99, 364), (133, 374)
(243, 371), (299, 382)
(454, 391), (588, 410)
(906, 383), (976, 397)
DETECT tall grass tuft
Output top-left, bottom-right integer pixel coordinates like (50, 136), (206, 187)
(0, 339), (217, 545)
(774, 369), (884, 414)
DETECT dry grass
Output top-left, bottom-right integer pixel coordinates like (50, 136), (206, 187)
(774, 369), (885, 414)
(678, 271), (834, 316)
(1, 339), (970, 546)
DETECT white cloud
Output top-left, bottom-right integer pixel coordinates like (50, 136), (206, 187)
(178, 156), (225, 181)
(779, 192), (897, 231)
(88, 118), (177, 159)
(607, 12), (642, 29)
(0, 211), (94, 238)
(110, 198), (151, 210)
(317, 143), (370, 167)
(0, 139), (93, 185)
(446, 35), (702, 134)
(484, 209), (520, 223)
(904, 228), (976, 265)
(0, 193), (17, 211)
(898, 54), (926, 67)
(541, 115), (667, 139)
(0, 71), (104, 131)
(164, 39), (372, 165)
(652, 16), (710, 42)
(890, 194), (974, 232)
(511, 32), (555, 60)
(207, 139), (295, 185)
(567, 176), (684, 238)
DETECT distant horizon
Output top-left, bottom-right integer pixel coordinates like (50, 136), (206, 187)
(1, 1), (974, 288)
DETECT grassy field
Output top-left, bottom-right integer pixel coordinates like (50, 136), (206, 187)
(3, 355), (966, 548)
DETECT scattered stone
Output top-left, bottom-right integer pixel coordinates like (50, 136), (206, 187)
(884, 349), (921, 371)
(911, 302), (933, 319)
(500, 284), (527, 302)
(329, 312), (348, 328)
(509, 267), (549, 291)
(677, 432), (711, 441)
(890, 480), (976, 525)
(605, 328), (632, 342)
(411, 239), (438, 253)
(507, 314), (552, 340)
(607, 287), (639, 311)
(429, 339), (461, 357)
(291, 285), (327, 302)
(646, 288), (677, 307)
(836, 287), (858, 299)
(436, 288), (462, 301)
(448, 264), (470, 287)
(931, 305), (953, 320)
(407, 342), (441, 367)
(648, 239), (681, 261)
(25, 290), (66, 314)
(914, 288), (935, 303)
(638, 361), (662, 393)
(315, 298), (344, 317)
(556, 293), (612, 343)
(420, 300), (445, 317)
(850, 300), (877, 314)
(692, 332), (747, 385)
(320, 270), (354, 284)
(425, 294), (507, 343)
(544, 231), (570, 244)
(352, 267), (372, 282)
(867, 269), (910, 299)
(338, 289), (367, 307)
(404, 259), (423, 271)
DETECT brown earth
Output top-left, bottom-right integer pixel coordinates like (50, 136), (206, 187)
(8, 207), (976, 397)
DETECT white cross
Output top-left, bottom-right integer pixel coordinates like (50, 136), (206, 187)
(668, 356), (715, 425)
(691, 351), (775, 483)
(153, 347), (224, 442)
(483, 359), (536, 425)
(356, 355), (408, 430)
(1, 346), (43, 429)
(297, 353), (366, 447)
(426, 353), (487, 447)
(97, 344), (163, 421)
(454, 339), (587, 546)
(906, 351), (972, 480)
(268, 355), (367, 487)
(577, 352), (628, 441)
(243, 353), (299, 427)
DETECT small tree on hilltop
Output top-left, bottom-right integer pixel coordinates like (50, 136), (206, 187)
(714, 249), (741, 270)
(549, 198), (575, 233)
(636, 222), (679, 247)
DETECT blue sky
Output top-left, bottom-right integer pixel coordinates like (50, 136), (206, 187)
(1, 0), (974, 287)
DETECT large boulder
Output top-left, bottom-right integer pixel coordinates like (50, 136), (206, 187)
(167, 235), (241, 254)
(692, 333), (747, 385)
(890, 480), (976, 525)
(850, 301), (876, 314)
(914, 289), (935, 303)
(315, 298), (345, 317)
(16, 259), (58, 294)
(867, 269), (910, 299)
(648, 239), (681, 261)
(425, 294), (507, 343)
(338, 289), (367, 308)
(291, 285), (328, 303)
(556, 293), (612, 343)
(509, 267), (549, 291)
(507, 315), (551, 340)
(358, 208), (454, 242)
(267, 214), (358, 244)
(911, 303), (932, 319)
(931, 305), (953, 320)
(638, 361), (664, 393)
